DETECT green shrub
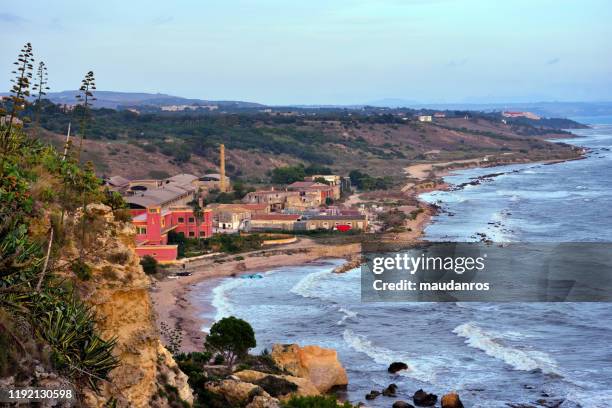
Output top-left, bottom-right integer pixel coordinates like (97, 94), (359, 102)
(34, 293), (118, 389)
(140, 255), (158, 275)
(282, 395), (354, 408)
(71, 260), (92, 281)
(205, 317), (256, 367)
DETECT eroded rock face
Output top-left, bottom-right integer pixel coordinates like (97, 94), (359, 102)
(205, 379), (269, 407)
(70, 204), (193, 407)
(246, 395), (282, 408)
(271, 344), (348, 393)
(234, 370), (320, 398)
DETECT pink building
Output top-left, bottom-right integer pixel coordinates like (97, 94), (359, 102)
(125, 182), (213, 263)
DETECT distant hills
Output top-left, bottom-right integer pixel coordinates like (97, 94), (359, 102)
(3, 90), (265, 110)
(366, 99), (612, 118)
(3, 90), (611, 118)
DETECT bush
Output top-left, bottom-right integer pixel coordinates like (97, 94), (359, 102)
(205, 316), (256, 367)
(140, 255), (158, 275)
(282, 395), (354, 408)
(71, 260), (92, 281)
(271, 165), (306, 184)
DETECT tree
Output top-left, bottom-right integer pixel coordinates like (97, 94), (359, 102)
(1, 42), (34, 173)
(271, 165), (306, 184)
(140, 255), (158, 275)
(75, 71), (96, 162)
(205, 316), (256, 368)
(32, 61), (49, 135)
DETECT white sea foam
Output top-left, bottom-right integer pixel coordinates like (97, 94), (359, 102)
(565, 390), (612, 408)
(342, 329), (436, 383)
(453, 322), (559, 374)
(337, 307), (358, 325)
(211, 278), (246, 320)
(289, 268), (332, 299)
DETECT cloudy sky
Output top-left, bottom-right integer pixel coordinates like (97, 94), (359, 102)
(1, 0), (611, 105)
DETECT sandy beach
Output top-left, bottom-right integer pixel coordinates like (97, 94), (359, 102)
(151, 238), (361, 351)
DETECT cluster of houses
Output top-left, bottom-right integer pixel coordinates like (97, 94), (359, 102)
(105, 166), (366, 262)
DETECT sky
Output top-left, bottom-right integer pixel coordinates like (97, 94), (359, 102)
(1, 0), (611, 105)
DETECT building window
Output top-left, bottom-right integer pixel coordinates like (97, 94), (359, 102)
(199, 231), (206, 237)
(137, 227), (147, 235)
(188, 231), (195, 237)
(148, 208), (159, 213)
(178, 217), (184, 223)
(189, 217), (195, 223)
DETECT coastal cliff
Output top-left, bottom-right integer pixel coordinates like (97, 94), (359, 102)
(61, 204), (193, 407)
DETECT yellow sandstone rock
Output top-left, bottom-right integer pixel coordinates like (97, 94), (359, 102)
(69, 204), (193, 407)
(271, 344), (348, 393)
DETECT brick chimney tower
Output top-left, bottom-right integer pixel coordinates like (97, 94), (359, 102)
(219, 143), (227, 192)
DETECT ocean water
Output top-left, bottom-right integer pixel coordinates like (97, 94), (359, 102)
(193, 121), (612, 407)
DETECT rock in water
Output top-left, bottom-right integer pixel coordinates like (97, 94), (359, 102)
(271, 344), (348, 393)
(441, 392), (464, 408)
(365, 390), (381, 400)
(393, 402), (415, 408)
(388, 362), (409, 374)
(413, 389), (438, 407)
(383, 383), (399, 397)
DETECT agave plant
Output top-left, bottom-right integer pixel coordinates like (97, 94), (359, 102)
(33, 292), (119, 390)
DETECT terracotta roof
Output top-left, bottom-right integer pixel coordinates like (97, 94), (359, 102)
(165, 173), (198, 186)
(107, 175), (130, 187)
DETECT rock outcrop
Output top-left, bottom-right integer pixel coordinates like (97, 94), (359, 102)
(271, 344), (348, 393)
(205, 379), (277, 407)
(234, 370), (320, 398)
(67, 204), (193, 407)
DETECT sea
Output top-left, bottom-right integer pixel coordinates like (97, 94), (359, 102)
(192, 117), (612, 407)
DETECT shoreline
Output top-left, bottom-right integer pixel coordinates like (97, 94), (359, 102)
(151, 240), (361, 351)
(151, 149), (587, 353)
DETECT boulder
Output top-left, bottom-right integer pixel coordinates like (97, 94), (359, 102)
(388, 362), (409, 374)
(234, 370), (320, 397)
(365, 390), (381, 400)
(271, 344), (348, 393)
(246, 395), (282, 408)
(382, 383), (399, 397)
(441, 392), (464, 408)
(205, 379), (268, 407)
(393, 401), (415, 408)
(413, 389), (438, 407)
(254, 375), (298, 397)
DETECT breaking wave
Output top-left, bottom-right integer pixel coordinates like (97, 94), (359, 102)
(342, 329), (436, 383)
(453, 322), (559, 374)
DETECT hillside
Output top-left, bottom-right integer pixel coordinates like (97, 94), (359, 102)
(0, 90), (264, 110)
(32, 104), (584, 183)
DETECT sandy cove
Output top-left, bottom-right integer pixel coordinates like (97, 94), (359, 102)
(151, 238), (361, 351)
